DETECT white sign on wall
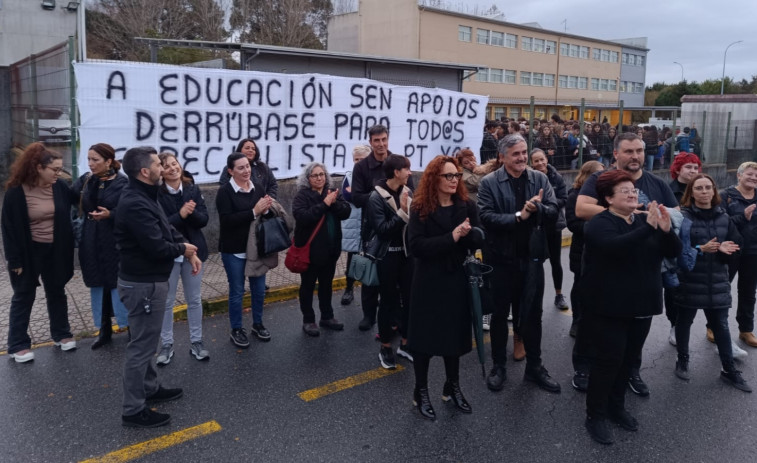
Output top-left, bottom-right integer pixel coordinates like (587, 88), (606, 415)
(74, 61), (488, 183)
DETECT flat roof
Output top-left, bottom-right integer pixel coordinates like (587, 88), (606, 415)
(419, 6), (649, 52)
(134, 38), (483, 71)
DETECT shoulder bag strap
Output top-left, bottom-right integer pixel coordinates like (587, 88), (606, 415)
(305, 215), (326, 247)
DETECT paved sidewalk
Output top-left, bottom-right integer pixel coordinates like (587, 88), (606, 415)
(0, 244), (349, 351)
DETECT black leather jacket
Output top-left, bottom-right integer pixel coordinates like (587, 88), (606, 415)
(477, 167), (558, 263)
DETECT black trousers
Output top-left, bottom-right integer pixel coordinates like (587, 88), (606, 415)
(377, 251), (411, 343)
(489, 259), (545, 368)
(546, 227), (564, 291)
(664, 286), (678, 327)
(361, 282), (379, 322)
(345, 252), (356, 291)
(586, 314), (651, 419)
(676, 307), (734, 370)
(299, 261), (337, 324)
(7, 242), (72, 354)
(731, 254), (757, 333)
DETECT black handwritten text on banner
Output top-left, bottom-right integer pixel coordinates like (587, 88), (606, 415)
(74, 61), (488, 183)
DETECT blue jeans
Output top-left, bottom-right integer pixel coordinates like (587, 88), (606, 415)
(90, 287), (129, 328)
(161, 260), (204, 345)
(645, 155), (655, 171)
(221, 253), (265, 329)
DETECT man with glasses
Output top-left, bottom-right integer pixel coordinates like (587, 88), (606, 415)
(478, 134), (562, 393)
(575, 132), (678, 396)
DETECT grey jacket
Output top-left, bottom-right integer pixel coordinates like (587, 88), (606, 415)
(477, 166), (558, 263)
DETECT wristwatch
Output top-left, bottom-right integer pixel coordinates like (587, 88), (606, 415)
(695, 244), (703, 255)
(515, 211), (522, 222)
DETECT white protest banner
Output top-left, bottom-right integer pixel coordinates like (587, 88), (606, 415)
(74, 61), (488, 183)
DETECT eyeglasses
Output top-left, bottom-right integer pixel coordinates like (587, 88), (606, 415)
(439, 173), (463, 181)
(692, 185), (713, 191)
(617, 188), (640, 196)
(309, 172), (326, 178)
(46, 166), (63, 175)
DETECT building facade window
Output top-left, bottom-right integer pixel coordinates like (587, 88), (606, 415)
(546, 40), (556, 54)
(477, 28), (490, 45)
(476, 68), (489, 82)
(490, 31), (504, 46)
(532, 72), (543, 86)
(559, 75), (568, 88)
(493, 107), (505, 120)
(600, 79), (608, 90)
(610, 51), (619, 62)
(459, 26), (472, 42)
(635, 82), (644, 93)
(505, 33), (517, 48)
(509, 107), (520, 119)
(578, 77), (588, 89)
(568, 75), (578, 88)
(522, 37), (533, 51)
(533, 38), (545, 53)
(619, 81), (627, 92)
(592, 48), (601, 60)
(591, 78), (599, 90)
(608, 79), (617, 91)
(544, 74), (555, 87)
(579, 46), (589, 59)
(489, 68), (503, 83)
(521, 71), (532, 86)
(504, 70), (516, 84)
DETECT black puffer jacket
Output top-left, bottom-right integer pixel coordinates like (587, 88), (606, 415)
(73, 173), (128, 288)
(365, 181), (412, 260)
(292, 187), (351, 266)
(676, 206), (741, 310)
(721, 186), (757, 255)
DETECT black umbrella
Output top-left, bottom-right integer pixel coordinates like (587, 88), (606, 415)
(463, 228), (490, 378)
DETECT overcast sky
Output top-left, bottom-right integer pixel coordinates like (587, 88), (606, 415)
(459, 0), (754, 86)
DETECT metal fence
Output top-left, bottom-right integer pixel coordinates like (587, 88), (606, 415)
(676, 111), (756, 168)
(9, 39), (77, 175)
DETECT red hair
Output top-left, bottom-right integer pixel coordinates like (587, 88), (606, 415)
(595, 170), (634, 207)
(670, 152), (701, 180)
(6, 142), (62, 189)
(411, 155), (468, 220)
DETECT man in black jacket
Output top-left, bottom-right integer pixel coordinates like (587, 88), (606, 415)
(480, 122), (499, 163)
(116, 146), (201, 428)
(350, 124), (414, 331)
(478, 134), (562, 393)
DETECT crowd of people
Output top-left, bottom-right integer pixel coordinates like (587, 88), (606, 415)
(2, 122), (756, 442)
(481, 115), (701, 173)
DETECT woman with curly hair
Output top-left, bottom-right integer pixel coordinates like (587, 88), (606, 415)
(1, 143), (77, 362)
(406, 155), (482, 420)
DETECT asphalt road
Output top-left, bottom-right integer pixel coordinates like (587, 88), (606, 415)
(1, 249), (756, 463)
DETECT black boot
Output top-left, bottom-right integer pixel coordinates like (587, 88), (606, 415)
(91, 320), (112, 350)
(442, 381), (472, 413)
(412, 387), (436, 421)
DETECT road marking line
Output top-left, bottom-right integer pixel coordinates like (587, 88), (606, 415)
(79, 420), (222, 463)
(298, 366), (405, 402)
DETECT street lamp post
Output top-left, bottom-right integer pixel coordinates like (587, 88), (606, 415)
(721, 40), (742, 95)
(673, 62), (684, 82)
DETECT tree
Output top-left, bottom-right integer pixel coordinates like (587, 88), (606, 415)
(229, 0), (333, 49)
(86, 0), (230, 63)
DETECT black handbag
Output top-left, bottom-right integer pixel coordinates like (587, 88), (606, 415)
(256, 216), (290, 257)
(71, 173), (91, 248)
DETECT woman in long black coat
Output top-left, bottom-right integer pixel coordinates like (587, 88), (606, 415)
(407, 155), (481, 421)
(72, 143), (129, 348)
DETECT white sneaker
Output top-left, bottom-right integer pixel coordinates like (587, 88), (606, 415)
(715, 342), (748, 361)
(482, 314), (491, 331)
(54, 339), (77, 351)
(668, 326), (677, 346)
(10, 350), (34, 363)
